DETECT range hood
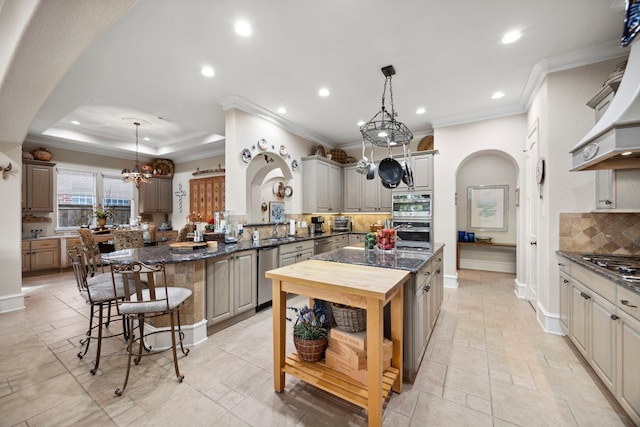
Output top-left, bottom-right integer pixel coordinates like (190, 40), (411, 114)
(570, 40), (640, 171)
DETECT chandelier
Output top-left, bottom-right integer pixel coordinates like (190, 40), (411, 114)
(360, 65), (413, 147)
(121, 121), (152, 188)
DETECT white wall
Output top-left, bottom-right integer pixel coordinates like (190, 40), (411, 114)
(434, 115), (527, 287)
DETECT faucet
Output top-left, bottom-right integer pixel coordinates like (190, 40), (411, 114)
(272, 222), (280, 239)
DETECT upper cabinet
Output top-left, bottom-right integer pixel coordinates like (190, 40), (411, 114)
(395, 153), (433, 190)
(139, 176), (173, 213)
(22, 160), (55, 212)
(189, 176), (225, 222)
(302, 156), (342, 213)
(343, 165), (391, 212)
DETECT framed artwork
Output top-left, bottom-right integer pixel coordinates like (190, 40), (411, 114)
(269, 201), (285, 223)
(622, 0), (640, 47)
(467, 185), (508, 231)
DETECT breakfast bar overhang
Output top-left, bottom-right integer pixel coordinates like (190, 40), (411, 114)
(266, 259), (410, 427)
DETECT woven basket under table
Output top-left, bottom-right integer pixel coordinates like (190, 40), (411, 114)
(331, 303), (367, 332)
(293, 336), (327, 362)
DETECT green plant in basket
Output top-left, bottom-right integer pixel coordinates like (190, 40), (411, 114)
(93, 204), (114, 220)
(287, 300), (328, 340)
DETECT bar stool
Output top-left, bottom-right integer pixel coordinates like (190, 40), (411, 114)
(110, 261), (192, 396)
(68, 247), (134, 374)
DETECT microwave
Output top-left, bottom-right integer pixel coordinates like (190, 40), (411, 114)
(393, 219), (431, 250)
(391, 191), (432, 219)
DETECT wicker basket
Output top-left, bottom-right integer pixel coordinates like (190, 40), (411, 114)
(329, 149), (348, 163)
(293, 336), (327, 362)
(331, 303), (367, 332)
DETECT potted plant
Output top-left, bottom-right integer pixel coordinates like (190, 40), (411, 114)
(288, 301), (329, 362)
(93, 204), (114, 228)
(204, 217), (215, 232)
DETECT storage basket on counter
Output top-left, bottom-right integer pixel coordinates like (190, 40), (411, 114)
(331, 303), (366, 332)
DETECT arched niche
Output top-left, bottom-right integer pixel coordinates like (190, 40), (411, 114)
(246, 153), (293, 223)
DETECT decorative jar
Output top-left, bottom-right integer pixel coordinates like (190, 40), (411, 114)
(33, 147), (52, 161)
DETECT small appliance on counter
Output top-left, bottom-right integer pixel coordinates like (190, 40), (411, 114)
(310, 216), (325, 234)
(332, 215), (351, 232)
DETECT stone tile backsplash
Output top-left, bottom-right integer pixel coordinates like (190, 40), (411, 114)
(559, 212), (640, 255)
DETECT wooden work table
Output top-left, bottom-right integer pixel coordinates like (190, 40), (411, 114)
(266, 259), (410, 427)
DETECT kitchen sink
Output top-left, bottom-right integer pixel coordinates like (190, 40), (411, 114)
(260, 236), (298, 245)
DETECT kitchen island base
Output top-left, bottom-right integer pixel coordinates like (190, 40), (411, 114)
(267, 260), (409, 427)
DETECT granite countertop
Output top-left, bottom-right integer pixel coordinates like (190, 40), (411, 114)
(312, 243), (444, 274)
(557, 250), (640, 295)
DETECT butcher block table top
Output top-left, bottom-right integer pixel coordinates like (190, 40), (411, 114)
(267, 259), (410, 427)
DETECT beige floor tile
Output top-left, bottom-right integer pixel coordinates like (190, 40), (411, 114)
(410, 392), (493, 426)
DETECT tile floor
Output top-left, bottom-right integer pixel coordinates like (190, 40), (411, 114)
(0, 269), (634, 426)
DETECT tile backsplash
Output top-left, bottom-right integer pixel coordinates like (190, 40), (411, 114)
(559, 212), (640, 255)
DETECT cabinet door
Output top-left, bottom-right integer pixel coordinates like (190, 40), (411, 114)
(233, 250), (257, 314)
(140, 179), (159, 213)
(595, 170), (615, 209)
(26, 163), (54, 212)
(31, 249), (59, 271)
(156, 179), (173, 212)
(363, 176), (379, 211)
(559, 272), (571, 334)
(329, 164), (342, 212)
(316, 162), (331, 211)
(570, 281), (590, 357)
(618, 311), (640, 426)
(590, 293), (617, 393)
(412, 154), (433, 189)
(415, 287), (426, 364)
(378, 185), (392, 211)
(298, 249), (313, 263)
(206, 256), (232, 324)
(343, 166), (362, 212)
(279, 252), (298, 268)
(22, 248), (30, 272)
(349, 234), (364, 245)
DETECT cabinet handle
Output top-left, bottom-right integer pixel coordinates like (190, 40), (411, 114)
(558, 263), (565, 266)
(423, 271), (431, 276)
(424, 285), (431, 292)
(611, 314), (620, 320)
(621, 300), (638, 308)
(436, 269), (441, 274)
(563, 279), (569, 284)
(580, 292), (591, 300)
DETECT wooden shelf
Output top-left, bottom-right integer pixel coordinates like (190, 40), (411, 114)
(456, 241), (516, 270)
(284, 353), (399, 409)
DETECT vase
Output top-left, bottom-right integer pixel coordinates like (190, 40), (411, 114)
(293, 336), (327, 362)
(33, 147), (52, 161)
(97, 217), (107, 228)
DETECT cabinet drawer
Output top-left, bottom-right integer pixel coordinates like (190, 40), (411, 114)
(279, 240), (314, 256)
(22, 241), (30, 251)
(415, 260), (432, 293)
(618, 286), (640, 322)
(572, 263), (616, 304)
(557, 255), (571, 274)
(66, 237), (82, 249)
(30, 239), (60, 250)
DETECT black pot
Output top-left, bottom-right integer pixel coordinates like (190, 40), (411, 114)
(378, 157), (403, 187)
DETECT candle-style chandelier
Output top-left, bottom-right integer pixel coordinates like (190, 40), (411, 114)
(121, 121), (152, 188)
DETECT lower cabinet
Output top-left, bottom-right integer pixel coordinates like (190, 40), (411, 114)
(206, 250), (257, 326)
(22, 239), (60, 273)
(557, 254), (640, 425)
(349, 233), (364, 246)
(278, 240), (314, 267)
(404, 246), (443, 383)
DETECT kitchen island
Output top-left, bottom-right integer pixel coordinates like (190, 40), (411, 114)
(266, 260), (410, 427)
(313, 244), (445, 382)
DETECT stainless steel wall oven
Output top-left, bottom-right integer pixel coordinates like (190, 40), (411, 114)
(392, 191), (432, 250)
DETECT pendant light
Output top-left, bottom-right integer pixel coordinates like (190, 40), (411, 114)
(121, 121), (152, 187)
(360, 65), (413, 147)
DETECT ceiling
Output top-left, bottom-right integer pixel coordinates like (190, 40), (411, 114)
(25, 0), (630, 163)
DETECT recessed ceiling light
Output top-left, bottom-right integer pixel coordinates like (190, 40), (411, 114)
(200, 66), (214, 77)
(357, 120), (365, 127)
(235, 20), (252, 37)
(491, 91), (505, 99)
(318, 88), (330, 97)
(501, 30), (522, 44)
(416, 108), (426, 115)
(70, 120), (80, 125)
(621, 151), (633, 156)
(143, 137), (151, 141)
(277, 107), (287, 114)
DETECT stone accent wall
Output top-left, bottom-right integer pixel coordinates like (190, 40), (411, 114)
(559, 212), (640, 255)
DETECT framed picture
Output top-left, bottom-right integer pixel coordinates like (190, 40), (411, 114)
(269, 201), (285, 223)
(467, 185), (508, 231)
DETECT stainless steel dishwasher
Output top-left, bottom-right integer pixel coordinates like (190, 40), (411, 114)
(257, 246), (278, 311)
(314, 237), (333, 254)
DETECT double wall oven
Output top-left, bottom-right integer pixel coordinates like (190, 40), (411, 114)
(391, 191), (432, 250)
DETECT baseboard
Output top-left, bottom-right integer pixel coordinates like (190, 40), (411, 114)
(514, 278), (528, 299)
(444, 273), (458, 289)
(459, 259), (516, 273)
(141, 318), (208, 350)
(0, 292), (25, 314)
(535, 301), (563, 335)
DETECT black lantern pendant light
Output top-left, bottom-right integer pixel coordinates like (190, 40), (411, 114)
(121, 121), (152, 188)
(360, 65), (413, 147)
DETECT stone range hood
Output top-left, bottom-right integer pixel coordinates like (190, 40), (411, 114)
(571, 40), (640, 171)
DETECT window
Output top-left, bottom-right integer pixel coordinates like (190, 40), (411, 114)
(56, 169), (96, 228)
(102, 175), (133, 225)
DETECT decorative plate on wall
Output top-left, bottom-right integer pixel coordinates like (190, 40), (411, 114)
(257, 139), (268, 151)
(151, 158), (175, 176)
(291, 159), (299, 171)
(241, 148), (252, 163)
(279, 145), (289, 158)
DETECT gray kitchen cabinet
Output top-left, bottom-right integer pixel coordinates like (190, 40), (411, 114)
(395, 153), (433, 191)
(278, 240), (314, 267)
(302, 156), (342, 213)
(569, 279), (590, 357)
(343, 165), (391, 212)
(139, 176), (173, 213)
(349, 233), (364, 246)
(590, 291), (617, 393)
(559, 266), (571, 335)
(617, 308), (640, 425)
(206, 249), (257, 326)
(22, 160), (54, 212)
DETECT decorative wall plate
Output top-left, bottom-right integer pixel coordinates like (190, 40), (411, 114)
(279, 145), (289, 158)
(151, 158), (175, 176)
(258, 138), (268, 151)
(241, 148), (252, 163)
(284, 186), (293, 197)
(291, 159), (299, 171)
(315, 145), (326, 157)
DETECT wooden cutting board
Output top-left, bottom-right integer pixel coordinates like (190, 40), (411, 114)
(169, 241), (207, 249)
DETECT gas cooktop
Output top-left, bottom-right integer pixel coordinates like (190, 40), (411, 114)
(580, 254), (640, 283)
